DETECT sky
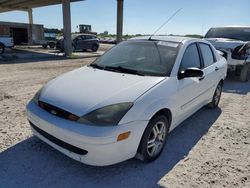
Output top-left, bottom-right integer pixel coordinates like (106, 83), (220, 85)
(0, 0), (250, 35)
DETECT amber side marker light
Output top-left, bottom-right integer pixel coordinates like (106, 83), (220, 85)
(117, 131), (131, 141)
(68, 114), (80, 121)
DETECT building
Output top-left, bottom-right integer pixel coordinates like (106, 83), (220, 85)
(0, 0), (124, 55)
(0, 21), (44, 45)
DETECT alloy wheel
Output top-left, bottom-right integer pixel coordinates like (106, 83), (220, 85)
(147, 121), (166, 157)
(214, 84), (222, 105)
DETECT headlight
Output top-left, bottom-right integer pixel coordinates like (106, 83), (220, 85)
(32, 87), (43, 105)
(78, 103), (133, 126)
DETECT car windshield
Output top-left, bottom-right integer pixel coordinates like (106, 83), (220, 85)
(205, 27), (250, 41)
(90, 40), (180, 76)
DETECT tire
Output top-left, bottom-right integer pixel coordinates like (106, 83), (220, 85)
(42, 44), (48, 49)
(49, 42), (55, 49)
(239, 63), (250, 82)
(91, 44), (98, 52)
(137, 115), (169, 162)
(206, 82), (223, 109)
(0, 43), (5, 54)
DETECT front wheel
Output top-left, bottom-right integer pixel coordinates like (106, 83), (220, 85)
(206, 82), (222, 108)
(137, 115), (169, 162)
(49, 42), (55, 49)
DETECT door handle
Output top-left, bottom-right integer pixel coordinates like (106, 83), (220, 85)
(215, 67), (219, 71)
(199, 76), (205, 81)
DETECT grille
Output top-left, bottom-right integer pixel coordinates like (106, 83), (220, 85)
(30, 121), (88, 155)
(39, 101), (79, 121)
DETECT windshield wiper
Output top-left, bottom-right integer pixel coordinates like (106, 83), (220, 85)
(105, 66), (145, 76)
(89, 64), (104, 70)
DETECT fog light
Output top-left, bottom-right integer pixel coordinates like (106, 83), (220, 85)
(117, 131), (131, 141)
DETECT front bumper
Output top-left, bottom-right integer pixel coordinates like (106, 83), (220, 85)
(26, 101), (147, 166)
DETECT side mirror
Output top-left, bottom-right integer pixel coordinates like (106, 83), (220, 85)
(178, 67), (204, 80)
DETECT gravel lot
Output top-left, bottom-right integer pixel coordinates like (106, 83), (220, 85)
(0, 55), (249, 187)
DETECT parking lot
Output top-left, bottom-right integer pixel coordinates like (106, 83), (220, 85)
(0, 54), (249, 187)
(0, 44), (112, 61)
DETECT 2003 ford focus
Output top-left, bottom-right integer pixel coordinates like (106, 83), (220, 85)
(26, 36), (227, 166)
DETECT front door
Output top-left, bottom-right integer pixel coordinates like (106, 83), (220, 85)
(174, 43), (205, 126)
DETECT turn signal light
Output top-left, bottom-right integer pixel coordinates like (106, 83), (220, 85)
(68, 114), (79, 121)
(117, 131), (131, 141)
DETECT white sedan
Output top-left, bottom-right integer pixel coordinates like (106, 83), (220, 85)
(26, 36), (227, 166)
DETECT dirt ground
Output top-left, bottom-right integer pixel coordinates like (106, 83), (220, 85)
(0, 55), (249, 187)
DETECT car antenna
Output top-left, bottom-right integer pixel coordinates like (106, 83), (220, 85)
(148, 8), (183, 40)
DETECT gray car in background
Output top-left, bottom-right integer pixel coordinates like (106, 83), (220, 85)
(56, 34), (99, 52)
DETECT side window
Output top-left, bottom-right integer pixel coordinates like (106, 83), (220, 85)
(179, 44), (201, 72)
(85, 35), (92, 40)
(199, 43), (215, 67)
(80, 35), (86, 40)
(76, 36), (82, 41)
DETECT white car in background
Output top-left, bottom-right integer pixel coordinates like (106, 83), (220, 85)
(205, 26), (250, 82)
(0, 36), (14, 54)
(26, 36), (227, 166)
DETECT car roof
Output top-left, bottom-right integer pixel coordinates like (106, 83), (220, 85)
(130, 35), (202, 44)
(210, 25), (250, 29)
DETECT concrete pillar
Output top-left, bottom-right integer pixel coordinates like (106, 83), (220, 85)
(28, 8), (33, 44)
(62, 0), (72, 56)
(116, 0), (123, 43)
(28, 8), (33, 24)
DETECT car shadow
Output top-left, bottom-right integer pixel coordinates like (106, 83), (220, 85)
(0, 107), (221, 188)
(223, 73), (250, 95)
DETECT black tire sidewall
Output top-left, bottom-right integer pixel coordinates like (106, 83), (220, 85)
(207, 82), (222, 108)
(49, 42), (55, 48)
(138, 115), (169, 162)
(92, 45), (98, 52)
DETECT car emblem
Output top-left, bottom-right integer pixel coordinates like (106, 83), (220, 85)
(50, 110), (57, 115)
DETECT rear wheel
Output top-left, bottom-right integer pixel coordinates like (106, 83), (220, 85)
(239, 63), (250, 82)
(137, 115), (169, 162)
(206, 82), (222, 108)
(42, 44), (48, 49)
(0, 43), (5, 54)
(91, 44), (98, 52)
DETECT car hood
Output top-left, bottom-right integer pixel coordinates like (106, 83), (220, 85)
(205, 38), (247, 50)
(39, 66), (165, 116)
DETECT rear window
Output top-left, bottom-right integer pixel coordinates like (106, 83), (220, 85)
(205, 27), (250, 41)
(199, 43), (215, 67)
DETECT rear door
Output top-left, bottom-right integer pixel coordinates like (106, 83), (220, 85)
(74, 36), (84, 50)
(84, 35), (93, 49)
(197, 42), (219, 101)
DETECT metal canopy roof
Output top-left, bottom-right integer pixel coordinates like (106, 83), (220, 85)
(0, 0), (83, 12)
